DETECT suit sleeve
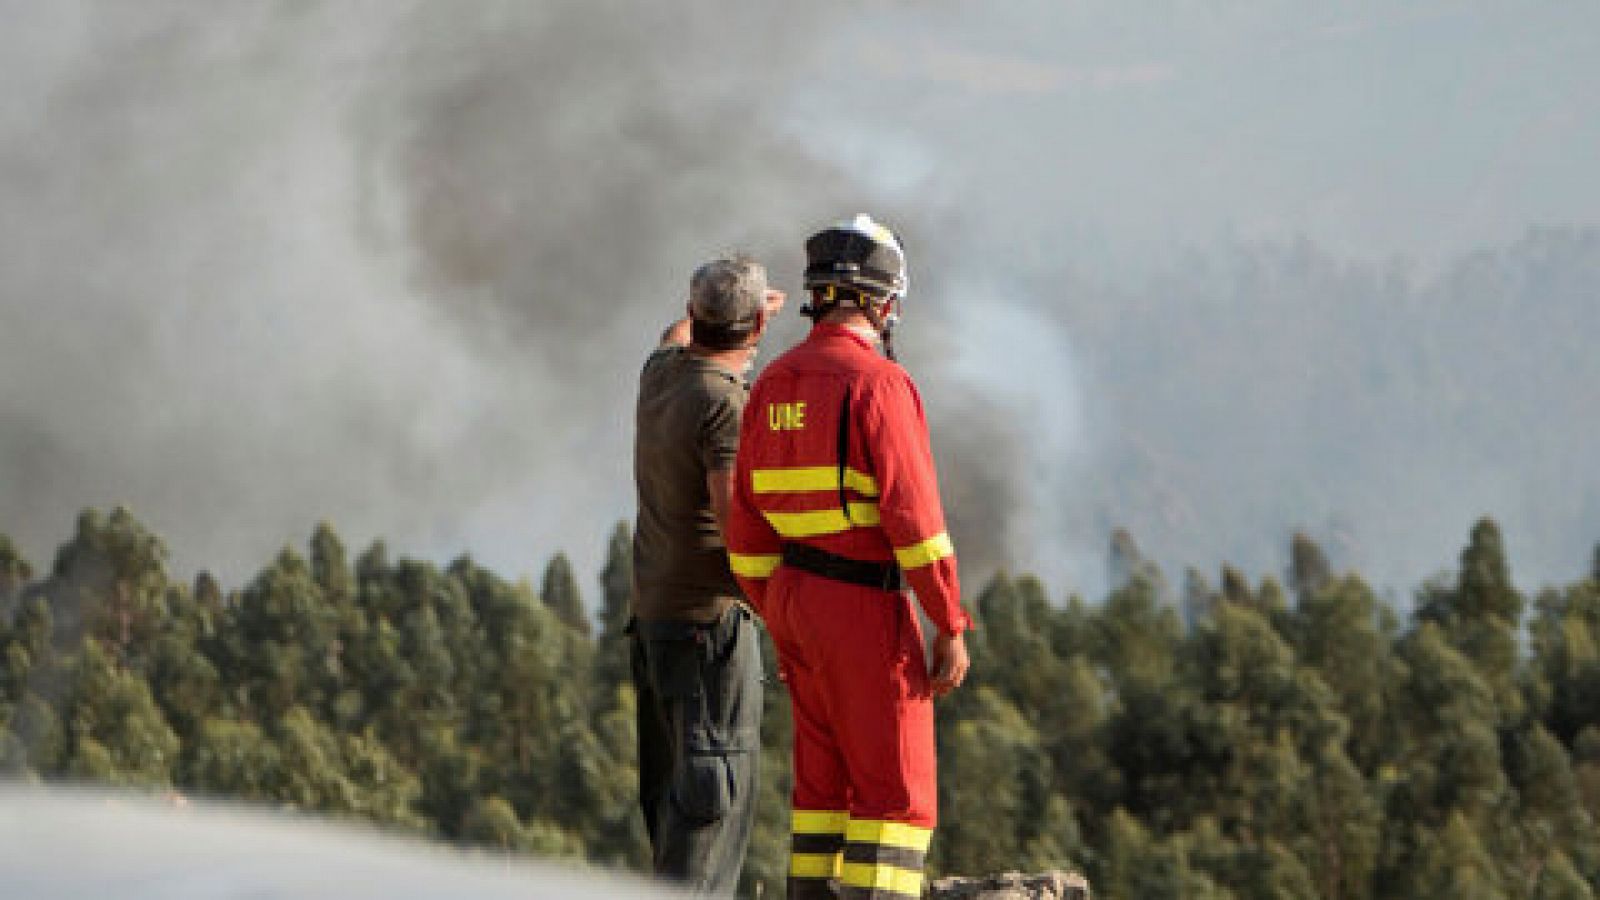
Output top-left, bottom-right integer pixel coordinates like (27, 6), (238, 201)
(861, 370), (971, 636)
(724, 387), (781, 616)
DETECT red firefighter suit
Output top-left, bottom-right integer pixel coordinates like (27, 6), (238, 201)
(726, 322), (971, 899)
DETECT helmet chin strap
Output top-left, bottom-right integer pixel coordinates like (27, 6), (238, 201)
(805, 286), (901, 361)
(863, 296), (900, 362)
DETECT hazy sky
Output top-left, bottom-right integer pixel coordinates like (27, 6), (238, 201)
(796, 1), (1600, 267)
(2, 1), (1596, 599)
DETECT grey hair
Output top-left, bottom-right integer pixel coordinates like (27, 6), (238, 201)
(689, 254), (767, 325)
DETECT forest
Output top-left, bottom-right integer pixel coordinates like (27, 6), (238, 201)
(2, 508), (1599, 899)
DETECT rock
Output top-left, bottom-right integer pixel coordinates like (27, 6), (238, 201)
(925, 870), (1091, 899)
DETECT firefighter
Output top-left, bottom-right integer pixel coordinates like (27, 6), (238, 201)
(725, 215), (972, 899)
(631, 255), (784, 895)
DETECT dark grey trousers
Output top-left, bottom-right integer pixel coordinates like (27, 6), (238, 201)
(631, 605), (763, 896)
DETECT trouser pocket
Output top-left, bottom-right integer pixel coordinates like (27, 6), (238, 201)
(638, 614), (748, 825)
(674, 748), (735, 823)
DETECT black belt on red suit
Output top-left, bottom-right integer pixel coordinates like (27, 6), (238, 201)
(780, 542), (906, 592)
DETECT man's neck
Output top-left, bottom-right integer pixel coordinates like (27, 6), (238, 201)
(687, 343), (754, 375)
(819, 309), (881, 346)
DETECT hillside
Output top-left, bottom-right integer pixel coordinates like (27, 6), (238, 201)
(3, 509), (1599, 897)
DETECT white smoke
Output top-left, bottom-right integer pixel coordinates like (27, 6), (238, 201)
(3, 1), (1597, 602)
(936, 291), (1098, 596)
(0, 786), (682, 899)
(0, 1), (863, 583)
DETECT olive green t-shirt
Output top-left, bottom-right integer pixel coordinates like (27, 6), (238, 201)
(632, 344), (747, 623)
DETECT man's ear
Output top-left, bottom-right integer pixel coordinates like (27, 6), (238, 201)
(749, 307), (769, 343)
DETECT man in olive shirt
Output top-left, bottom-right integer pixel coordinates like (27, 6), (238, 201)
(632, 255), (783, 894)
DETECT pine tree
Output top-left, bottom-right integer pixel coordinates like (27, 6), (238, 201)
(1183, 601), (1342, 843)
(1108, 527), (1164, 593)
(1182, 567), (1217, 629)
(460, 794), (530, 852)
(146, 618), (223, 740)
(310, 521), (355, 601)
(340, 726), (427, 831)
(597, 522), (633, 641)
(229, 547), (340, 719)
(1289, 532), (1333, 602)
(43, 507), (172, 668)
(1043, 653), (1121, 814)
(415, 723), (485, 839)
(966, 573), (1063, 717)
(539, 552), (590, 637)
(1126, 830), (1232, 899)
(141, 576), (226, 743)
(1418, 518), (1525, 723)
(1532, 851), (1595, 900)
(1412, 812), (1504, 900)
(27, 508), (1600, 896)
(1293, 573), (1391, 770)
(1099, 572), (1193, 829)
(576, 679), (648, 869)
(1096, 570), (1182, 689)
(743, 630), (796, 897)
(0, 532), (32, 616)
(1301, 737), (1380, 900)
(0, 719), (24, 774)
(7, 690), (62, 773)
(1506, 722), (1597, 886)
(347, 558), (465, 767)
(1379, 623), (1508, 894)
(1097, 808), (1154, 900)
(1530, 578), (1600, 744)
(272, 704), (423, 830)
(591, 522), (634, 713)
(1220, 564), (1253, 609)
(1186, 817), (1318, 900)
(933, 687), (1084, 877)
(1575, 723), (1600, 818)
(59, 637), (179, 786)
(181, 717), (283, 801)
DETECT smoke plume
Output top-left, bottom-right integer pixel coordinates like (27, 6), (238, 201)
(0, 1), (869, 581)
(4, 1), (1599, 600)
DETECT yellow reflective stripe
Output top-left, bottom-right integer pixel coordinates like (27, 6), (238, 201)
(763, 503), (881, 538)
(840, 861), (924, 896)
(727, 552), (779, 578)
(790, 852), (842, 879)
(844, 818), (934, 852)
(792, 809), (849, 834)
(843, 469), (879, 497)
(752, 466), (879, 497)
(893, 531), (954, 570)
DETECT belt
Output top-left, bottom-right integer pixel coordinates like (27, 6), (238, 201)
(780, 542), (905, 592)
(628, 603), (748, 642)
